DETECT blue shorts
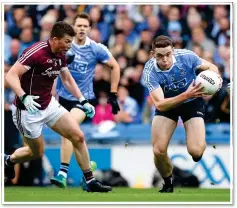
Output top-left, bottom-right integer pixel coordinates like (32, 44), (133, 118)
(155, 98), (205, 123)
(58, 96), (96, 113)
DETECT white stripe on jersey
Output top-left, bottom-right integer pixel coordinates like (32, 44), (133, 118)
(18, 42), (48, 63)
(29, 67), (35, 95)
(174, 49), (198, 56)
(19, 45), (48, 63)
(144, 59), (155, 91)
(19, 42), (47, 59)
(174, 49), (192, 54)
(18, 42), (47, 63)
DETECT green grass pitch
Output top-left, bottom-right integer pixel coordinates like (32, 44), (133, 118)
(4, 187), (230, 202)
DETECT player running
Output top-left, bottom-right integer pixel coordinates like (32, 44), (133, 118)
(50, 12), (120, 189)
(142, 35), (222, 193)
(4, 21), (111, 192)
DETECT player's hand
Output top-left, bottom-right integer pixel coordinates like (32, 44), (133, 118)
(185, 80), (205, 98)
(20, 94), (41, 114)
(80, 99), (95, 118)
(107, 92), (120, 114)
(216, 73), (223, 89)
(227, 82), (231, 91)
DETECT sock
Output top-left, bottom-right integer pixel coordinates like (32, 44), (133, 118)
(5, 155), (15, 167)
(58, 163), (69, 178)
(163, 174), (173, 186)
(83, 168), (95, 183)
(192, 156), (202, 162)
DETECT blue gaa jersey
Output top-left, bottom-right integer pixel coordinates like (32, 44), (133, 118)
(142, 49), (202, 103)
(56, 37), (112, 100)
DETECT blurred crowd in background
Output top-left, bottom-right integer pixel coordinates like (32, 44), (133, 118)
(4, 4), (230, 133)
(3, 4), (231, 187)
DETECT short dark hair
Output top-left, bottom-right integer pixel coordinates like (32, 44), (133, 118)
(152, 35), (173, 50)
(50, 21), (76, 39)
(73, 12), (91, 26)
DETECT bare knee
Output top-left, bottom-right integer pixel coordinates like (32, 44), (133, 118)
(30, 149), (44, 160)
(188, 142), (206, 158)
(153, 144), (167, 158)
(69, 129), (85, 145)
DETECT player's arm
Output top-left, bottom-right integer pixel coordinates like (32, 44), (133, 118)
(103, 56), (120, 93)
(150, 81), (204, 112)
(197, 58), (223, 87)
(103, 56), (121, 114)
(51, 77), (58, 97)
(96, 43), (120, 114)
(198, 59), (220, 74)
(59, 68), (84, 100)
(5, 61), (29, 97)
(5, 61), (41, 113)
(60, 68), (96, 118)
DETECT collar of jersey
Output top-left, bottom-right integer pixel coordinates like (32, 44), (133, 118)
(72, 37), (91, 48)
(153, 55), (177, 72)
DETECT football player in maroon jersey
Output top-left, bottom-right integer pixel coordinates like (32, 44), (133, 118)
(4, 21), (111, 192)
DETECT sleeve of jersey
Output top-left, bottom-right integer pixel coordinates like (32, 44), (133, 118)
(17, 49), (36, 70)
(96, 43), (112, 63)
(187, 51), (202, 70)
(60, 54), (68, 72)
(142, 68), (160, 92)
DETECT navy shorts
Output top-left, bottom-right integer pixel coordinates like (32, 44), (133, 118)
(58, 96), (96, 113)
(155, 98), (205, 123)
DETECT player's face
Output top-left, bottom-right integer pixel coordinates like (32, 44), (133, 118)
(74, 18), (90, 41)
(54, 35), (73, 54)
(153, 46), (174, 70)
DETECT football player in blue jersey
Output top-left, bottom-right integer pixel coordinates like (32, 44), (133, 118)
(50, 12), (120, 189)
(142, 35), (222, 193)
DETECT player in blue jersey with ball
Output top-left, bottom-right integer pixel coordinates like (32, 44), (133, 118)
(142, 35), (222, 193)
(50, 12), (120, 189)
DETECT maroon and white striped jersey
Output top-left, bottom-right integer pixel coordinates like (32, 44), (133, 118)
(14, 40), (67, 110)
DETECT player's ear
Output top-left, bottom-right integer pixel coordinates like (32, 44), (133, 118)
(72, 24), (78, 32)
(172, 47), (174, 52)
(52, 37), (59, 42)
(150, 50), (155, 57)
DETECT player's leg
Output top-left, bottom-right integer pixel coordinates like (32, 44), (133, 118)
(60, 108), (85, 166)
(5, 106), (45, 181)
(51, 108), (86, 187)
(8, 135), (44, 163)
(47, 101), (111, 192)
(184, 117), (206, 162)
(152, 115), (177, 193)
(181, 98), (206, 162)
(4, 135), (44, 181)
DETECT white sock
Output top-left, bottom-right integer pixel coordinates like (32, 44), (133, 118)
(58, 171), (67, 178)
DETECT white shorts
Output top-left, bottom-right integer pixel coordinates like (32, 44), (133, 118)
(12, 96), (68, 139)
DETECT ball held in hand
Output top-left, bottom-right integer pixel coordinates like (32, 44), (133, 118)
(195, 70), (222, 95)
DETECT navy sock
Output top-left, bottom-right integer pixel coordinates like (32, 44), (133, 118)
(5, 155), (15, 167)
(83, 168), (94, 182)
(59, 163), (69, 174)
(163, 174), (173, 185)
